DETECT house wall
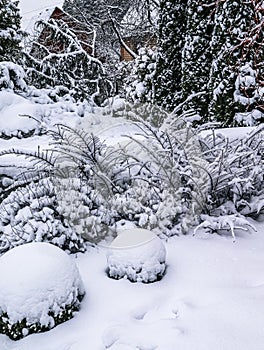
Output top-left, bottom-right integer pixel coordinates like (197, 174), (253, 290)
(30, 7), (94, 58)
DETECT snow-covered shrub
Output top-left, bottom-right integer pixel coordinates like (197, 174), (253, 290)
(194, 214), (256, 242)
(199, 127), (264, 215)
(234, 63), (264, 126)
(50, 125), (114, 242)
(0, 90), (44, 139)
(0, 62), (27, 92)
(196, 125), (264, 239)
(0, 177), (85, 255)
(52, 166), (111, 243)
(235, 109), (264, 127)
(107, 229), (166, 283)
(48, 119), (204, 239)
(25, 15), (111, 104)
(0, 242), (85, 340)
(125, 47), (156, 104)
(107, 114), (208, 236)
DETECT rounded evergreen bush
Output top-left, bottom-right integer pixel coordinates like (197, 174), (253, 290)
(107, 229), (166, 283)
(0, 242), (85, 340)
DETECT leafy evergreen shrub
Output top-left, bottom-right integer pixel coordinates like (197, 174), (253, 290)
(125, 47), (156, 104)
(154, 0), (187, 111)
(0, 62), (27, 92)
(0, 242), (85, 340)
(0, 177), (85, 254)
(0, 0), (24, 62)
(181, 0), (213, 120)
(234, 63), (264, 126)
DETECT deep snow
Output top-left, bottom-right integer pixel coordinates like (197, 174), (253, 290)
(0, 242), (84, 329)
(107, 229), (166, 282)
(0, 94), (263, 349)
(1, 220), (264, 349)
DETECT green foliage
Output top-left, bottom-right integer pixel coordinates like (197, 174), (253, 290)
(207, 0), (256, 125)
(153, 0), (264, 126)
(0, 294), (84, 340)
(0, 0), (24, 62)
(154, 0), (187, 111)
(181, 0), (213, 120)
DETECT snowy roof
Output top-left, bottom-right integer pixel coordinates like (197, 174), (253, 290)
(24, 6), (55, 36)
(25, 6), (94, 37)
(23, 7), (95, 55)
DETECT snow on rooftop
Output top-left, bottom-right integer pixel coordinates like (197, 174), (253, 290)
(24, 7), (55, 36)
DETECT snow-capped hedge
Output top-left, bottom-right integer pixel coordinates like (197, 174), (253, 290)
(107, 229), (166, 283)
(0, 242), (85, 340)
(0, 62), (27, 92)
(0, 91), (42, 139)
(0, 178), (85, 255)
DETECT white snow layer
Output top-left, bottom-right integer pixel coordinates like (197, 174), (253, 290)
(0, 102), (263, 349)
(0, 91), (39, 136)
(0, 242), (85, 327)
(107, 229), (166, 282)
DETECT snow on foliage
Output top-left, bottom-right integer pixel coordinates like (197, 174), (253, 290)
(234, 63), (264, 126)
(196, 125), (264, 238)
(0, 62), (27, 92)
(0, 95), (263, 247)
(107, 228), (166, 283)
(0, 0), (24, 62)
(194, 214), (256, 242)
(0, 177), (85, 255)
(0, 242), (85, 340)
(0, 90), (42, 139)
(24, 11), (111, 105)
(125, 47), (156, 103)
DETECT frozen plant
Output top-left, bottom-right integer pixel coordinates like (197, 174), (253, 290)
(196, 125), (264, 239)
(198, 126), (264, 216)
(25, 12), (111, 104)
(0, 242), (85, 340)
(107, 228), (166, 283)
(193, 214), (256, 242)
(0, 62), (27, 92)
(0, 177), (85, 254)
(125, 47), (157, 104)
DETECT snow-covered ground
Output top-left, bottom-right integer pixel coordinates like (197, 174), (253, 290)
(0, 95), (263, 349)
(1, 219), (264, 349)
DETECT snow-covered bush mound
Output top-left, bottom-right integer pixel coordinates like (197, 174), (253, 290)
(0, 91), (42, 139)
(0, 242), (85, 340)
(0, 62), (27, 92)
(107, 229), (166, 283)
(0, 178), (85, 255)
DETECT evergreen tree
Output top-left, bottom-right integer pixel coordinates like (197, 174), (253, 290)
(25, 15), (111, 104)
(154, 0), (188, 111)
(208, 0), (255, 126)
(0, 0), (24, 62)
(233, 1), (264, 122)
(181, 1), (214, 120)
(125, 47), (157, 104)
